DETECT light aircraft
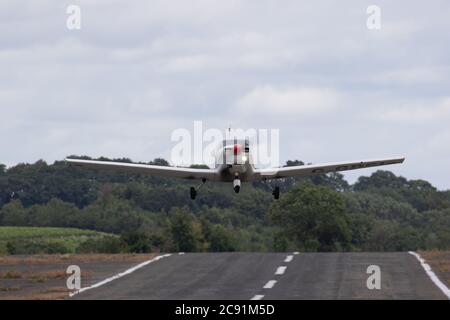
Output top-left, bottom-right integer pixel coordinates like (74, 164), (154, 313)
(65, 137), (404, 200)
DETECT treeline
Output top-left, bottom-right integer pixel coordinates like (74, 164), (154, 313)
(0, 158), (450, 253)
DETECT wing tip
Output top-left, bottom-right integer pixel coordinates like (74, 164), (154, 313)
(65, 158), (89, 166)
(65, 158), (77, 164)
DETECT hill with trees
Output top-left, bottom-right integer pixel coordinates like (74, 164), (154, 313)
(1, 157), (449, 254)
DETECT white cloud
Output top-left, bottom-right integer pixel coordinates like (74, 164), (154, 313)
(427, 130), (450, 155)
(1, 0), (450, 189)
(369, 66), (448, 85)
(372, 97), (450, 124)
(161, 54), (217, 72)
(235, 86), (341, 117)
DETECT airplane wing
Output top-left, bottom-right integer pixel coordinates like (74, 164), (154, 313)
(252, 157), (405, 180)
(65, 158), (219, 181)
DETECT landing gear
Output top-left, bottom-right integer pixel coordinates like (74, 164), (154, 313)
(262, 178), (280, 200)
(233, 178), (241, 193)
(190, 187), (197, 200)
(190, 178), (206, 200)
(272, 186), (280, 200)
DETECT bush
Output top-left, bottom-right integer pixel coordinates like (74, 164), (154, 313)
(5, 239), (71, 254)
(304, 239), (320, 252)
(269, 182), (352, 252)
(45, 242), (70, 254)
(121, 231), (153, 253)
(6, 242), (16, 255)
(272, 231), (290, 252)
(77, 236), (125, 254)
(208, 225), (236, 252)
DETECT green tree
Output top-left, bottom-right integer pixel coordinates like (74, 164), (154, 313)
(363, 220), (397, 251)
(272, 229), (290, 251)
(121, 231), (152, 253)
(0, 200), (28, 226)
(208, 225), (236, 252)
(269, 182), (351, 251)
(170, 207), (199, 252)
(151, 158), (169, 166)
(309, 172), (350, 192)
(354, 170), (407, 190)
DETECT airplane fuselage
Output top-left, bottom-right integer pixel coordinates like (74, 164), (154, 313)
(214, 139), (255, 183)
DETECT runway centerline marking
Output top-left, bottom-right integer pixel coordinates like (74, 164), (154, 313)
(275, 266), (287, 275)
(409, 251), (450, 299)
(251, 295), (264, 300)
(284, 255), (293, 263)
(69, 253), (172, 297)
(263, 280), (277, 289)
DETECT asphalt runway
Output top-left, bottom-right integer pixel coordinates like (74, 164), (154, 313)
(72, 252), (447, 300)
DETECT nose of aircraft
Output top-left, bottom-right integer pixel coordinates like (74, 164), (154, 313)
(233, 144), (241, 155)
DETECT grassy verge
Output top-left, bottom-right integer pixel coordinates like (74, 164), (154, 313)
(0, 226), (112, 255)
(419, 250), (450, 288)
(0, 253), (155, 299)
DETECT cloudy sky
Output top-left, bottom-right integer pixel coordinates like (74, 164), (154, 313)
(1, 1), (450, 189)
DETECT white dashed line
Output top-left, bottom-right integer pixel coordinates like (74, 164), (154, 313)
(178, 252), (185, 255)
(275, 266), (287, 275)
(409, 251), (450, 299)
(250, 255), (293, 300)
(69, 254), (171, 297)
(293, 251), (300, 255)
(263, 280), (277, 289)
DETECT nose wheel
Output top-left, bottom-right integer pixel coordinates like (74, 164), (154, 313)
(233, 175), (241, 193)
(233, 179), (241, 193)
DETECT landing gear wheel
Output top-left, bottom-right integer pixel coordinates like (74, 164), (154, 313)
(272, 186), (280, 200)
(190, 179), (206, 200)
(190, 187), (197, 200)
(233, 178), (241, 193)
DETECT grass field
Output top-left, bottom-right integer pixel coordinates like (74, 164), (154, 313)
(0, 253), (155, 299)
(420, 250), (450, 288)
(0, 227), (110, 255)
